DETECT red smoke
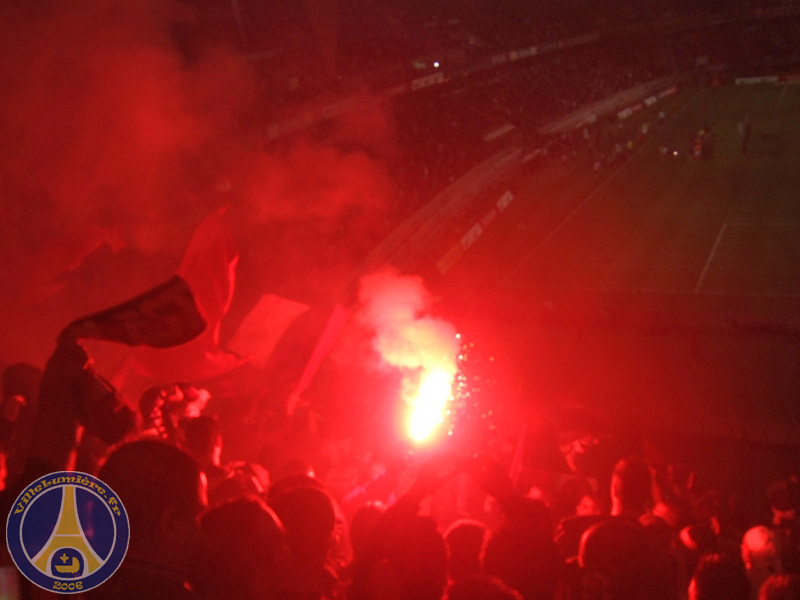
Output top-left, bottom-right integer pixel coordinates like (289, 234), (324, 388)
(0, 1), (248, 324)
(357, 269), (459, 442)
(0, 2), (248, 257)
(0, 1), (393, 367)
(238, 139), (391, 227)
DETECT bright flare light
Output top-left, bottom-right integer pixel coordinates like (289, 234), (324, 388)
(408, 368), (453, 442)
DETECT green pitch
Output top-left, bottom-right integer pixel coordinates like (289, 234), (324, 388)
(442, 83), (800, 471)
(502, 84), (800, 299)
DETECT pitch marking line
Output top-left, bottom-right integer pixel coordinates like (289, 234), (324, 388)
(501, 88), (703, 287)
(694, 222), (800, 293)
(694, 223), (728, 293)
(512, 282), (800, 299)
(725, 222), (800, 227)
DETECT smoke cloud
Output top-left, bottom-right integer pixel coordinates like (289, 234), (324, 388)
(0, 1), (393, 366)
(357, 268), (459, 375)
(356, 268), (459, 442)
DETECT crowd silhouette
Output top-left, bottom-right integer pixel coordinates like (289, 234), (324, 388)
(1, 353), (799, 600)
(2, 3), (800, 599)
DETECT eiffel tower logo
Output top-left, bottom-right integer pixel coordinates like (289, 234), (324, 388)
(30, 485), (104, 577)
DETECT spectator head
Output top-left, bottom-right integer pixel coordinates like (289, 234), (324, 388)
(181, 415), (222, 467)
(2, 362), (42, 402)
(192, 496), (286, 600)
(1, 362), (42, 478)
(351, 514), (448, 600)
(276, 458), (316, 480)
(554, 514), (604, 561)
(269, 484), (336, 571)
(138, 386), (162, 425)
(640, 513), (682, 600)
(266, 471), (322, 505)
(209, 464), (269, 507)
(578, 518), (650, 599)
(680, 523), (720, 579)
(653, 500), (685, 529)
(389, 515), (448, 600)
(98, 439), (206, 571)
(576, 494), (602, 516)
(517, 497), (556, 540)
(689, 553), (749, 600)
(743, 526), (783, 593)
(680, 524), (719, 555)
(349, 501), (385, 561)
(768, 478), (799, 526)
(758, 574), (800, 600)
(610, 457), (652, 518)
(483, 500), (561, 600)
(444, 518), (487, 582)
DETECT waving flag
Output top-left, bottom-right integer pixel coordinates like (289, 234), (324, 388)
(60, 275), (206, 348)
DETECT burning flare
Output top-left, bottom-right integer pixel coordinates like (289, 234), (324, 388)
(358, 269), (458, 443)
(408, 367), (454, 442)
